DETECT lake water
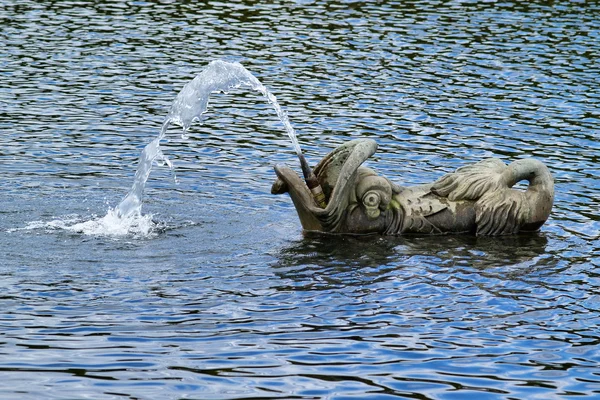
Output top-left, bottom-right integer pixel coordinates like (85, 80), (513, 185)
(1, 1), (599, 399)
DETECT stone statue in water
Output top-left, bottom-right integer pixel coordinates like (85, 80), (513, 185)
(272, 139), (554, 236)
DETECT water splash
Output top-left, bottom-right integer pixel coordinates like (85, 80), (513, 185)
(68, 209), (157, 237)
(9, 211), (156, 238)
(115, 60), (303, 221)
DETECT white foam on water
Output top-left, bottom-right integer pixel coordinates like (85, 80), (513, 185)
(10, 210), (157, 238)
(7, 217), (79, 233)
(67, 209), (156, 237)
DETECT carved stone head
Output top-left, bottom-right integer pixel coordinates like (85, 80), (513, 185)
(272, 139), (401, 234)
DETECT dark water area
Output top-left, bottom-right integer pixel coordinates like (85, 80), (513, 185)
(1, 0), (599, 399)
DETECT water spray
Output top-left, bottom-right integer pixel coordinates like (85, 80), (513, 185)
(115, 60), (328, 218)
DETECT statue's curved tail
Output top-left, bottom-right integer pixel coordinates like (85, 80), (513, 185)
(432, 158), (554, 235)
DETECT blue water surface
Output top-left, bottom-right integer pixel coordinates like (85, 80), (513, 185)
(1, 1), (599, 399)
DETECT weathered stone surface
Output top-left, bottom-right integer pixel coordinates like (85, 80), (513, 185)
(272, 139), (554, 236)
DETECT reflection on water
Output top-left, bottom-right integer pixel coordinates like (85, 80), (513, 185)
(280, 232), (550, 270)
(1, 0), (600, 399)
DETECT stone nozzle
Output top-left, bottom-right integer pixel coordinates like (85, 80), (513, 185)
(298, 153), (327, 209)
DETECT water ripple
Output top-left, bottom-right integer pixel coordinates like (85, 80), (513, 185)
(1, 0), (599, 399)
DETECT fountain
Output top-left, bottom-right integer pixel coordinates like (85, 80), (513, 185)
(272, 139), (555, 236)
(72, 60), (554, 237)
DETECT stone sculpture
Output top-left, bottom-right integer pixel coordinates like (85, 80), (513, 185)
(272, 139), (554, 236)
